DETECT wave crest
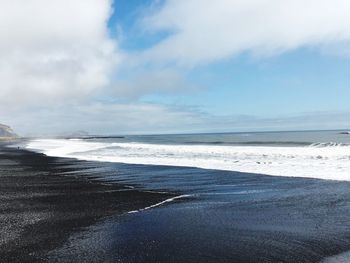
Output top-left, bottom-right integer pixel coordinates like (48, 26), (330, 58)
(23, 139), (350, 181)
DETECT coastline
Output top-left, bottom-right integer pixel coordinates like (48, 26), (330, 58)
(0, 137), (17, 141)
(0, 145), (174, 262)
(3, 142), (350, 262)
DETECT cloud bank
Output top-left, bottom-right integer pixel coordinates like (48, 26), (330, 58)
(2, 0), (350, 135)
(0, 0), (119, 106)
(142, 0), (350, 66)
(3, 102), (350, 136)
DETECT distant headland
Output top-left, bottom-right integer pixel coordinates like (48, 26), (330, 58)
(0, 123), (17, 140)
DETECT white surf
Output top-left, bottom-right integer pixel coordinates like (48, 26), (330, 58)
(24, 139), (350, 181)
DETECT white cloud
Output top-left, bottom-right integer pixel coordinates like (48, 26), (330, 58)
(0, 0), (120, 106)
(2, 0), (350, 135)
(0, 0), (203, 135)
(141, 0), (350, 66)
(3, 100), (350, 136)
(0, 102), (207, 135)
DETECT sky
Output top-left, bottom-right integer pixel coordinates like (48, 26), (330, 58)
(1, 0), (350, 136)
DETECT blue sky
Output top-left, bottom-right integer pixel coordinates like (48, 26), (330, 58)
(109, 0), (350, 118)
(141, 50), (350, 117)
(1, 0), (350, 135)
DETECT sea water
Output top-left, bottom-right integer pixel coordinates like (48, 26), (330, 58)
(24, 130), (350, 181)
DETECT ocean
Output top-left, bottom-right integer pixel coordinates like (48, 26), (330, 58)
(4, 130), (350, 262)
(24, 129), (350, 180)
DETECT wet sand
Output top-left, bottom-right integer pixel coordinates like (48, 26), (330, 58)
(3, 143), (350, 262)
(0, 145), (173, 262)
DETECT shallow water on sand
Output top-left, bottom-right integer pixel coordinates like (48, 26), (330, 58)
(44, 161), (350, 263)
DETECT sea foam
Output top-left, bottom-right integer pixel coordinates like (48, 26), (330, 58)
(25, 139), (350, 181)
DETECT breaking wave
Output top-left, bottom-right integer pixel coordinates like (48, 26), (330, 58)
(24, 139), (350, 181)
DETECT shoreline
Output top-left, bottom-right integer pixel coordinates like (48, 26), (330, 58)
(3, 143), (350, 262)
(24, 137), (350, 182)
(0, 146), (174, 262)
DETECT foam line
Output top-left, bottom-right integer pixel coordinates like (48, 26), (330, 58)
(127, 194), (191, 214)
(23, 139), (350, 181)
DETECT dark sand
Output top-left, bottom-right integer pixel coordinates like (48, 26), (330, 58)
(3, 143), (350, 262)
(0, 145), (173, 262)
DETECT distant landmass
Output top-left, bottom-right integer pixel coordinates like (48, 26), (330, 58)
(0, 123), (17, 139)
(65, 130), (90, 138)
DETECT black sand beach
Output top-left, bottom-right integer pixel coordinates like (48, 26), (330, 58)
(0, 144), (173, 262)
(3, 143), (350, 262)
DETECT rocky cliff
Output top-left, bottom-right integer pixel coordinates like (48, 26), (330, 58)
(0, 123), (17, 138)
